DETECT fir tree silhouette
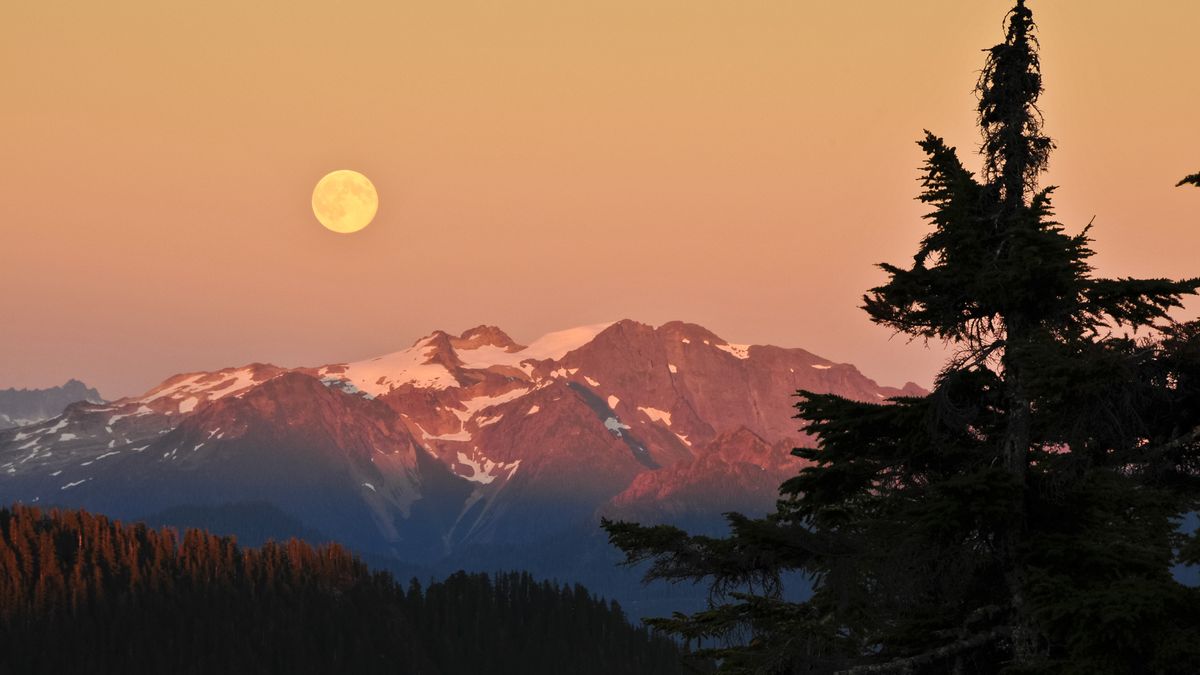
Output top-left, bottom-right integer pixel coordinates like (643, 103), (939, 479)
(605, 2), (1200, 672)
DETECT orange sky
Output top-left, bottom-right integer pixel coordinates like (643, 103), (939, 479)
(2, 0), (1197, 398)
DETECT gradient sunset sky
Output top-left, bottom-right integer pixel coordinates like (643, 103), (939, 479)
(3, 0), (1197, 398)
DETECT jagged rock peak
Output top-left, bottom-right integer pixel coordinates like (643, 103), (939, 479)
(451, 325), (523, 352)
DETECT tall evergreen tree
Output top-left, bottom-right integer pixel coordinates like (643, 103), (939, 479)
(605, 2), (1200, 672)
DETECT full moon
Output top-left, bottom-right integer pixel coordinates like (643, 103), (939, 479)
(312, 170), (378, 234)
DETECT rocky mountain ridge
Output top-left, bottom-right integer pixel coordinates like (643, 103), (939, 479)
(0, 320), (924, 564)
(0, 379), (103, 429)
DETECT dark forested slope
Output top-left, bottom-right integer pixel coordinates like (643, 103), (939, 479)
(0, 505), (691, 675)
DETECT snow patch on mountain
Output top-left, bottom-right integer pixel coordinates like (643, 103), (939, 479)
(514, 322), (614, 362)
(638, 407), (672, 426)
(453, 388), (531, 421)
(455, 449), (520, 485)
(457, 322), (615, 370)
(205, 369), (266, 398)
(717, 343), (751, 359)
(454, 344), (525, 371)
(107, 406), (153, 427)
(143, 374), (202, 403)
(330, 338), (459, 395)
(319, 323), (613, 396)
(142, 367), (279, 408)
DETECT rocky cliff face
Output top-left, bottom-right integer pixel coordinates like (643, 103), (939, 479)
(0, 320), (924, 562)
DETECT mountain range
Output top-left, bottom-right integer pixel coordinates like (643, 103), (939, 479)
(0, 319), (923, 610)
(0, 379), (103, 429)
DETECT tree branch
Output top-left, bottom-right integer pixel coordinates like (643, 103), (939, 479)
(1156, 425), (1200, 454)
(834, 626), (1011, 674)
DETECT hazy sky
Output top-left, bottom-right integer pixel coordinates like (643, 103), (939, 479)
(2, 1), (1197, 398)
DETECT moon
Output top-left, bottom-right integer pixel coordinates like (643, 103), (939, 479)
(312, 170), (378, 234)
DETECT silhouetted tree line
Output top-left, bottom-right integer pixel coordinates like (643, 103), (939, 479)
(0, 504), (696, 675)
(405, 569), (701, 674)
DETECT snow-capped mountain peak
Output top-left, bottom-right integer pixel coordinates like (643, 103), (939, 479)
(316, 322), (617, 396)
